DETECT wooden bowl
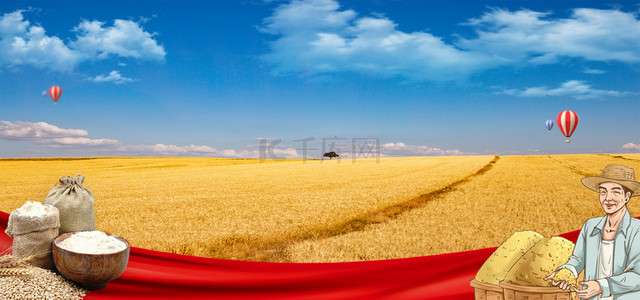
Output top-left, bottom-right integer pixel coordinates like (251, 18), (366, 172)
(52, 232), (130, 290)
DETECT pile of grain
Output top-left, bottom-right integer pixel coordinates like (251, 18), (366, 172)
(475, 231), (543, 284)
(554, 268), (578, 287)
(0, 255), (86, 300)
(504, 236), (575, 287)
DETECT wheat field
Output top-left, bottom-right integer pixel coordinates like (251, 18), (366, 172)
(0, 154), (637, 262)
(285, 154), (640, 262)
(0, 155), (492, 260)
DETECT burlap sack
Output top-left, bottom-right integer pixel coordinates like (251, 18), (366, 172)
(5, 203), (60, 269)
(44, 174), (95, 234)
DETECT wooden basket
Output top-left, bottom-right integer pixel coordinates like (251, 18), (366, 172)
(499, 281), (572, 300)
(470, 279), (504, 300)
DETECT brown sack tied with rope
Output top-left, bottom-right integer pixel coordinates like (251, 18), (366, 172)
(44, 174), (95, 234)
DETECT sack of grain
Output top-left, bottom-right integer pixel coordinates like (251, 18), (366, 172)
(475, 230), (544, 284)
(4, 201), (60, 269)
(44, 174), (95, 234)
(504, 236), (575, 287)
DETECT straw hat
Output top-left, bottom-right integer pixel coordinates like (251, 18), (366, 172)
(581, 164), (640, 197)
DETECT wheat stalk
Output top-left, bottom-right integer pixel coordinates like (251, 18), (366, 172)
(0, 255), (12, 264)
(0, 255), (37, 268)
(0, 267), (32, 276)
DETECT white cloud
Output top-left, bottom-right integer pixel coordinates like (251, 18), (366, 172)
(119, 144), (218, 155)
(502, 80), (633, 99)
(48, 137), (121, 147)
(0, 121), (87, 140)
(0, 10), (82, 71)
(0, 121), (120, 148)
(0, 120), (301, 158)
(71, 19), (165, 61)
(261, 1), (640, 81)
(622, 143), (640, 151)
(458, 8), (640, 64)
(87, 70), (135, 84)
(584, 68), (605, 74)
(380, 142), (464, 156)
(0, 10), (165, 72)
(261, 0), (495, 81)
(217, 147), (301, 159)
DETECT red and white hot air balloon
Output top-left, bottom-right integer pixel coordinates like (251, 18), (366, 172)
(48, 86), (62, 104)
(556, 110), (579, 143)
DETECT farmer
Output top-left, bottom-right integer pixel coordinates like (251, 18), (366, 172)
(544, 164), (640, 300)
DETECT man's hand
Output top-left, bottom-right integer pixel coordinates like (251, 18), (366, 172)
(544, 271), (572, 290)
(574, 281), (602, 299)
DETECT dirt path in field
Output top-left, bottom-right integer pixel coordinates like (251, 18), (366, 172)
(544, 155), (594, 177)
(546, 154), (640, 177)
(225, 155), (501, 262)
(596, 153), (640, 163)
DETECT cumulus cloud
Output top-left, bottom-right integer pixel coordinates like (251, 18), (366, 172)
(458, 7), (640, 64)
(216, 147), (301, 159)
(501, 80), (634, 99)
(87, 70), (135, 84)
(0, 10), (165, 72)
(0, 121), (119, 147)
(0, 10), (81, 71)
(622, 143), (640, 151)
(0, 121), (466, 159)
(261, 0), (495, 81)
(119, 144), (219, 155)
(70, 19), (165, 61)
(0, 120), (87, 140)
(380, 142), (464, 156)
(48, 137), (121, 147)
(261, 0), (640, 81)
(0, 120), (301, 158)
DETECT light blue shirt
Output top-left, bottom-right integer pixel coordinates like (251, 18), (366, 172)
(557, 210), (640, 300)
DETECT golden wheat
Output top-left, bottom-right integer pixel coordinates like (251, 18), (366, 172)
(0, 255), (36, 269)
(285, 155), (623, 262)
(0, 156), (492, 259)
(621, 153), (640, 160)
(0, 268), (31, 277)
(549, 154), (640, 178)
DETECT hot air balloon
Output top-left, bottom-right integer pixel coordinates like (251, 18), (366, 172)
(557, 110), (579, 143)
(545, 120), (554, 132)
(48, 86), (62, 104)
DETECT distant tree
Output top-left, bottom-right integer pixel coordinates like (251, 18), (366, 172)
(323, 151), (339, 160)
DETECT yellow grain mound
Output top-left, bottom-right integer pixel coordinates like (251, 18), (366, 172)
(504, 236), (575, 287)
(475, 231), (544, 284)
(554, 268), (577, 288)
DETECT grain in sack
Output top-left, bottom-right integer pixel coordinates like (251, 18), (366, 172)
(4, 201), (60, 269)
(44, 174), (95, 234)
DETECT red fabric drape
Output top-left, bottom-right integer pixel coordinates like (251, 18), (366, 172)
(0, 211), (584, 299)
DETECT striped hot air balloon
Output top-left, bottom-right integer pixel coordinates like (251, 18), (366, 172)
(556, 111), (579, 143)
(545, 120), (554, 132)
(48, 86), (62, 104)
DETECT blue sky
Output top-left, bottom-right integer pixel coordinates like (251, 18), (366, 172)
(0, 0), (638, 158)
